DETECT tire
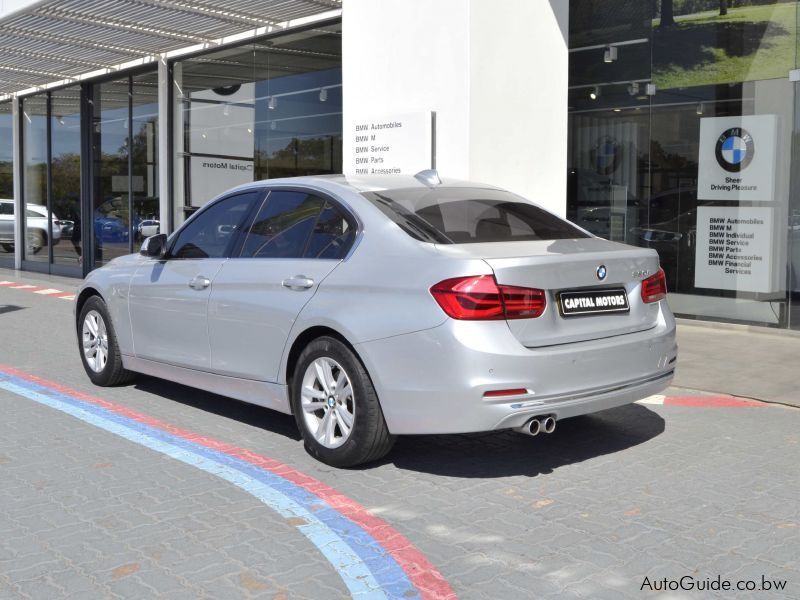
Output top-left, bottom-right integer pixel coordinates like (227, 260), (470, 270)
(28, 230), (45, 255)
(291, 336), (395, 467)
(1, 243), (12, 253)
(77, 296), (135, 386)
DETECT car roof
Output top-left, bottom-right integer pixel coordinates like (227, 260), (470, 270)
(222, 174), (504, 197)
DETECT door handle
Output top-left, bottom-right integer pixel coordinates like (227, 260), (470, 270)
(282, 275), (314, 291)
(188, 275), (211, 290)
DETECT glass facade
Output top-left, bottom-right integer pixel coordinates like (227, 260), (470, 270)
(93, 77), (132, 267)
(51, 87), (82, 268)
(22, 94), (49, 264)
(0, 102), (13, 265)
(172, 22), (342, 224)
(18, 87), (83, 274)
(3, 22), (341, 277)
(568, 0), (800, 329)
(91, 72), (160, 267)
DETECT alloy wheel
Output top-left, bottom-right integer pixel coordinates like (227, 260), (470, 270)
(300, 357), (355, 449)
(82, 310), (109, 373)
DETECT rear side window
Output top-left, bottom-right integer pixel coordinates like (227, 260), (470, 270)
(362, 187), (588, 244)
(240, 191), (324, 259)
(0, 203), (13, 216)
(304, 201), (356, 259)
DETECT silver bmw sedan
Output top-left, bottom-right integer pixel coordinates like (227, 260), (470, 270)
(75, 172), (676, 467)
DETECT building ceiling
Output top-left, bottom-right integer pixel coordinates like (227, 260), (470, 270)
(0, 0), (341, 97)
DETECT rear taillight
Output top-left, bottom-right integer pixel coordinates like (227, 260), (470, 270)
(430, 275), (546, 320)
(641, 268), (667, 303)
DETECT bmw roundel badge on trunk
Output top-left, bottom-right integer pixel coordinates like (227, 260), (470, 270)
(596, 265), (607, 281)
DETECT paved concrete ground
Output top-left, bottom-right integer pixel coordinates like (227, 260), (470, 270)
(674, 320), (800, 407)
(0, 268), (799, 599)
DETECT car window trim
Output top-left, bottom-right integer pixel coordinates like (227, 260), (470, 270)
(232, 185), (359, 261)
(165, 188), (266, 260)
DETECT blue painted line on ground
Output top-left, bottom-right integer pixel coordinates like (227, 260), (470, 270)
(0, 374), (418, 599)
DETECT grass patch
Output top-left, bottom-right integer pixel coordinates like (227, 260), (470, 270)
(653, 3), (797, 89)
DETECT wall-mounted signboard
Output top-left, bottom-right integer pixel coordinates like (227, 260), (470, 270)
(345, 112), (433, 176)
(694, 206), (775, 293)
(697, 115), (777, 202)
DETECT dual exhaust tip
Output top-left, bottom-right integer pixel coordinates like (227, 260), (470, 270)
(518, 415), (556, 437)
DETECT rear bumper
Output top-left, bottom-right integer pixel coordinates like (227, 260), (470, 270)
(355, 302), (677, 434)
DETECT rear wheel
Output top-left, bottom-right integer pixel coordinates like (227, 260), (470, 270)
(77, 296), (135, 386)
(291, 337), (394, 467)
(1, 243), (12, 253)
(28, 230), (44, 255)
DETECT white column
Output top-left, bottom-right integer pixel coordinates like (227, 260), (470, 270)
(342, 0), (569, 215)
(157, 57), (171, 234)
(468, 0), (569, 216)
(342, 0), (471, 178)
(12, 96), (21, 270)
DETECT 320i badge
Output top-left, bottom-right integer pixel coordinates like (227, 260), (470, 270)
(74, 171), (677, 467)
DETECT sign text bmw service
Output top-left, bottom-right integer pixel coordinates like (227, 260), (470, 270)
(345, 112), (433, 176)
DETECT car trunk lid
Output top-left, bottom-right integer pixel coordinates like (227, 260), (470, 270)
(435, 238), (663, 347)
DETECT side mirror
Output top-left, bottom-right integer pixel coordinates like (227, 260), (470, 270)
(140, 233), (167, 258)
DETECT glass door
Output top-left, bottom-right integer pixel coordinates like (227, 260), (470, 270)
(89, 71), (160, 269)
(92, 78), (131, 267)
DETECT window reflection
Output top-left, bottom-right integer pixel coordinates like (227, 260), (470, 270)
(0, 102), (14, 263)
(173, 23), (342, 225)
(22, 95), (50, 262)
(51, 87), (82, 267)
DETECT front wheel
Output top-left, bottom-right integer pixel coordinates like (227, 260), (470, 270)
(77, 296), (135, 386)
(291, 337), (394, 467)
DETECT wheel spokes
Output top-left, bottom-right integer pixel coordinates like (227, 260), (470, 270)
(335, 405), (352, 435)
(302, 356), (356, 449)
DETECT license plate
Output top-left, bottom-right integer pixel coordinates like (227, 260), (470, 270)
(558, 288), (629, 317)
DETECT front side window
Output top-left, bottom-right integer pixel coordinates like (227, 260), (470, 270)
(170, 191), (257, 259)
(240, 191), (325, 258)
(363, 187), (589, 244)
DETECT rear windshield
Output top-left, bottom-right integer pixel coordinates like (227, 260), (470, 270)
(362, 187), (589, 244)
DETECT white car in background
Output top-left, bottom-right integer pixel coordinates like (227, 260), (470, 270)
(137, 219), (160, 239)
(0, 200), (61, 254)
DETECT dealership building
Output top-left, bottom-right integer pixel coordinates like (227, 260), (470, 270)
(0, 0), (798, 329)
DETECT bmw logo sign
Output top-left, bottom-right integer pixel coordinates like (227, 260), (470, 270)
(596, 265), (607, 281)
(590, 136), (621, 176)
(715, 127), (754, 173)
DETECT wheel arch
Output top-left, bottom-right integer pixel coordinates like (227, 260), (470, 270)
(283, 326), (378, 415)
(75, 286), (105, 326)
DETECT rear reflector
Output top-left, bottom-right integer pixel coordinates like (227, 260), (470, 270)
(430, 275), (546, 320)
(483, 388), (528, 398)
(641, 268), (667, 303)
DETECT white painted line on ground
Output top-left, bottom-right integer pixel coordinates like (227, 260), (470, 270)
(637, 395), (666, 405)
(9, 284), (37, 289)
(58, 295), (76, 301)
(34, 288), (63, 295)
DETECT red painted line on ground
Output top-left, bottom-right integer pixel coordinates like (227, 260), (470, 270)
(0, 364), (457, 600)
(663, 395), (763, 408)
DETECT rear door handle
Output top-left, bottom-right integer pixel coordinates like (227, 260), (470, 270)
(188, 275), (211, 290)
(282, 275), (314, 291)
